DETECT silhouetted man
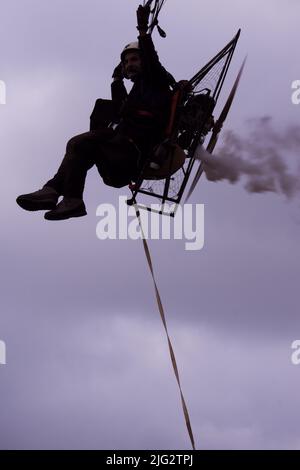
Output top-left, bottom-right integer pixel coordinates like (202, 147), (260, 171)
(17, 4), (174, 220)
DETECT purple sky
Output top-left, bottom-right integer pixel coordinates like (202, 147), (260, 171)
(0, 0), (300, 450)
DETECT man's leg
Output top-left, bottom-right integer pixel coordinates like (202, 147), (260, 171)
(45, 133), (141, 219)
(16, 129), (113, 215)
(45, 130), (114, 198)
(44, 129), (115, 220)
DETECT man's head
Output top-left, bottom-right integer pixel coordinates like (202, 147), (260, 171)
(121, 42), (142, 81)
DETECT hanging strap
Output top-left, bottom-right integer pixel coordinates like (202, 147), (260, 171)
(134, 205), (196, 450)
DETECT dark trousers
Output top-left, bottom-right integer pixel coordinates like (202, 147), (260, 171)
(45, 129), (141, 198)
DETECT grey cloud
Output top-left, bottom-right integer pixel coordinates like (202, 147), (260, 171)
(1, 0), (300, 450)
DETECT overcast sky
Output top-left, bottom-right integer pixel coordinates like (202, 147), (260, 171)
(0, 0), (300, 450)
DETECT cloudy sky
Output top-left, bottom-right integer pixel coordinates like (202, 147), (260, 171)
(0, 0), (300, 450)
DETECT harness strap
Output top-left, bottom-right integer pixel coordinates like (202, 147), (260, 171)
(165, 81), (191, 138)
(136, 109), (155, 118)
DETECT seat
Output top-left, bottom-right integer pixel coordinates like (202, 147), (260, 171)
(143, 143), (186, 179)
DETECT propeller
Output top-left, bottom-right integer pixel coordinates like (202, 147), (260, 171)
(185, 57), (247, 202)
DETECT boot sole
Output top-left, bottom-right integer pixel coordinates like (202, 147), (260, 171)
(44, 209), (87, 221)
(16, 197), (57, 212)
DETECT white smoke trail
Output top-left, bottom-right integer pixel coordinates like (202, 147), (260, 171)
(196, 117), (300, 199)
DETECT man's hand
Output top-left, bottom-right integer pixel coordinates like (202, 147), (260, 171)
(112, 62), (124, 81)
(137, 4), (150, 33)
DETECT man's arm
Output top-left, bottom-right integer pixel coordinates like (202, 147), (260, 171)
(137, 5), (168, 80)
(111, 62), (128, 110)
(138, 33), (163, 76)
(111, 80), (127, 104)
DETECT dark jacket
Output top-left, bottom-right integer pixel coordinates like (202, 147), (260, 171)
(111, 34), (174, 155)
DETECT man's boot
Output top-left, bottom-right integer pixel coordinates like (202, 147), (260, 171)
(44, 197), (87, 221)
(16, 186), (59, 211)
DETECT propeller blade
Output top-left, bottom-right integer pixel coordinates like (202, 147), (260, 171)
(185, 57), (247, 202)
(207, 56), (247, 153)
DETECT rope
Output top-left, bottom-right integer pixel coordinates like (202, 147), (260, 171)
(134, 204), (196, 450)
